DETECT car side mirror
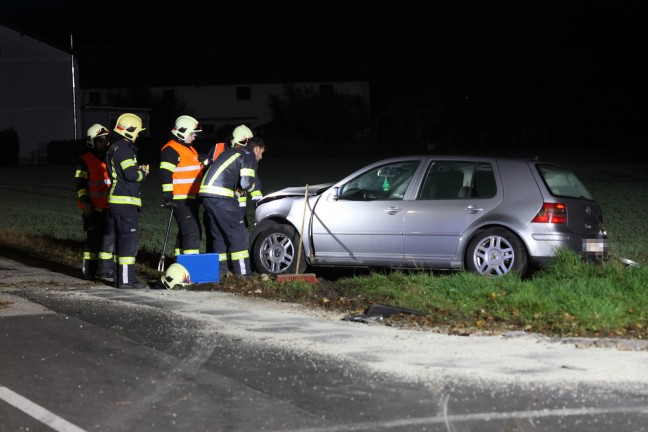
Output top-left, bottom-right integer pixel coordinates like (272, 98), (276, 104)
(332, 186), (340, 200)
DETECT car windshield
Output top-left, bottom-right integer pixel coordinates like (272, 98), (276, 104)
(537, 164), (593, 199)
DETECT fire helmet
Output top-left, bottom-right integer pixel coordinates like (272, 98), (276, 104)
(114, 113), (146, 142)
(231, 125), (253, 146)
(172, 115), (202, 141)
(160, 263), (191, 290)
(86, 123), (110, 148)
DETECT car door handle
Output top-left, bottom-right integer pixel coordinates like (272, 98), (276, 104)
(465, 205), (484, 214)
(384, 206), (403, 215)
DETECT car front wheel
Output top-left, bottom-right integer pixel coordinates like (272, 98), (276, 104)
(465, 228), (528, 277)
(251, 222), (307, 275)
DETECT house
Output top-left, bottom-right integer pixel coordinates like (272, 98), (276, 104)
(80, 81), (371, 139)
(1, 22), (371, 163)
(0, 23), (81, 164)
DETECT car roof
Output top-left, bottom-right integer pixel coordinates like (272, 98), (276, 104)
(372, 154), (542, 164)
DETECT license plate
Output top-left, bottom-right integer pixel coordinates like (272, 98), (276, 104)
(582, 239), (608, 254)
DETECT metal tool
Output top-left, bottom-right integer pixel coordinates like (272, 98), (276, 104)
(158, 207), (175, 272)
(276, 185), (318, 283)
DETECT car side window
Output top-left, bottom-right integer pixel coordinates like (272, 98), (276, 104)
(418, 162), (468, 199)
(418, 161), (496, 199)
(338, 161), (419, 201)
(470, 165), (496, 198)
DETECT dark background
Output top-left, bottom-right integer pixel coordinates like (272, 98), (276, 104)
(2, 1), (647, 158)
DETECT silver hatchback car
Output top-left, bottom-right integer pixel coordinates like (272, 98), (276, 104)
(250, 155), (609, 277)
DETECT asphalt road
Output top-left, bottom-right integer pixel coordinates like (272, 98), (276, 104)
(1, 255), (648, 431)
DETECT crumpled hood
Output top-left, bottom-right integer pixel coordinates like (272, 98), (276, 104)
(262, 183), (334, 201)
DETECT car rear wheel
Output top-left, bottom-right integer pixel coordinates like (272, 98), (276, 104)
(466, 228), (528, 277)
(251, 222), (307, 275)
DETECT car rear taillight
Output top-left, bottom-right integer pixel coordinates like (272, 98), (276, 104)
(531, 202), (567, 224)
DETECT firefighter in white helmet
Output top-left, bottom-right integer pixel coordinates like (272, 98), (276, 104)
(105, 113), (149, 289)
(74, 124), (114, 281)
(159, 115), (204, 258)
(199, 124), (265, 279)
(200, 125), (256, 255)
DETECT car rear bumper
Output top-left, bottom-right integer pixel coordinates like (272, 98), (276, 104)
(529, 233), (609, 264)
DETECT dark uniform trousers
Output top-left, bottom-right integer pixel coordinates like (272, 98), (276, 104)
(202, 197), (251, 277)
(111, 204), (141, 286)
(172, 200), (202, 256)
(82, 209), (115, 279)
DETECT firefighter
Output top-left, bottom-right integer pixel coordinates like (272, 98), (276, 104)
(201, 140), (227, 254)
(201, 135), (265, 243)
(199, 125), (265, 278)
(74, 123), (114, 281)
(105, 113), (149, 289)
(239, 136), (265, 226)
(159, 115), (204, 257)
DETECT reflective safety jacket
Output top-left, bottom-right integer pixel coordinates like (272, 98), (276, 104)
(159, 139), (203, 201)
(203, 142), (255, 206)
(75, 151), (110, 209)
(105, 138), (147, 207)
(199, 147), (258, 200)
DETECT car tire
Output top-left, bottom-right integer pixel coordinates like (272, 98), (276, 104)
(251, 222), (307, 275)
(465, 228), (528, 277)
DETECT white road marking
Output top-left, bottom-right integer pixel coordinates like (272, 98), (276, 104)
(0, 386), (87, 432)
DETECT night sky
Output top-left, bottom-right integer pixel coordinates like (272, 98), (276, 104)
(3, 1), (647, 153)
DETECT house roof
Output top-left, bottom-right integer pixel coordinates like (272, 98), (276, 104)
(0, 21), (71, 55)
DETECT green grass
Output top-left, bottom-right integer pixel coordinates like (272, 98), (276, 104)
(1, 156), (647, 338)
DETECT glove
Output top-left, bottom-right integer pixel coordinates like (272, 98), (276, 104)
(81, 202), (93, 217)
(140, 164), (150, 177)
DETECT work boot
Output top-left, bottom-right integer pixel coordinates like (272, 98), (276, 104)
(116, 279), (148, 289)
(95, 268), (114, 281)
(81, 260), (97, 280)
(96, 261), (114, 280)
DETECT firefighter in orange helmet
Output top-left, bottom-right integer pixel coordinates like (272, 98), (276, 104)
(74, 123), (114, 281)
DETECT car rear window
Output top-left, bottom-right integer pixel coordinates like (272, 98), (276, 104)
(536, 164), (593, 199)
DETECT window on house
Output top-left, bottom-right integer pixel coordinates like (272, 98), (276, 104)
(89, 92), (101, 106)
(236, 86), (251, 101)
(162, 89), (175, 102)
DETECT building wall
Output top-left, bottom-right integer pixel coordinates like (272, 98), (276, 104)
(0, 25), (81, 163)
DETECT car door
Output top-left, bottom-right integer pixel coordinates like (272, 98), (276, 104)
(402, 160), (502, 266)
(310, 161), (421, 266)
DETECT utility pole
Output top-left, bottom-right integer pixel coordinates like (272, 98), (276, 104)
(70, 34), (78, 140)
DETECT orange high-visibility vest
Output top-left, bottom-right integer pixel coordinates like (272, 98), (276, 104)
(212, 142), (226, 161)
(77, 152), (110, 209)
(161, 140), (203, 199)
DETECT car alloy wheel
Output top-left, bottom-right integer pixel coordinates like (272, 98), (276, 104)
(466, 228), (528, 277)
(252, 223), (306, 275)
